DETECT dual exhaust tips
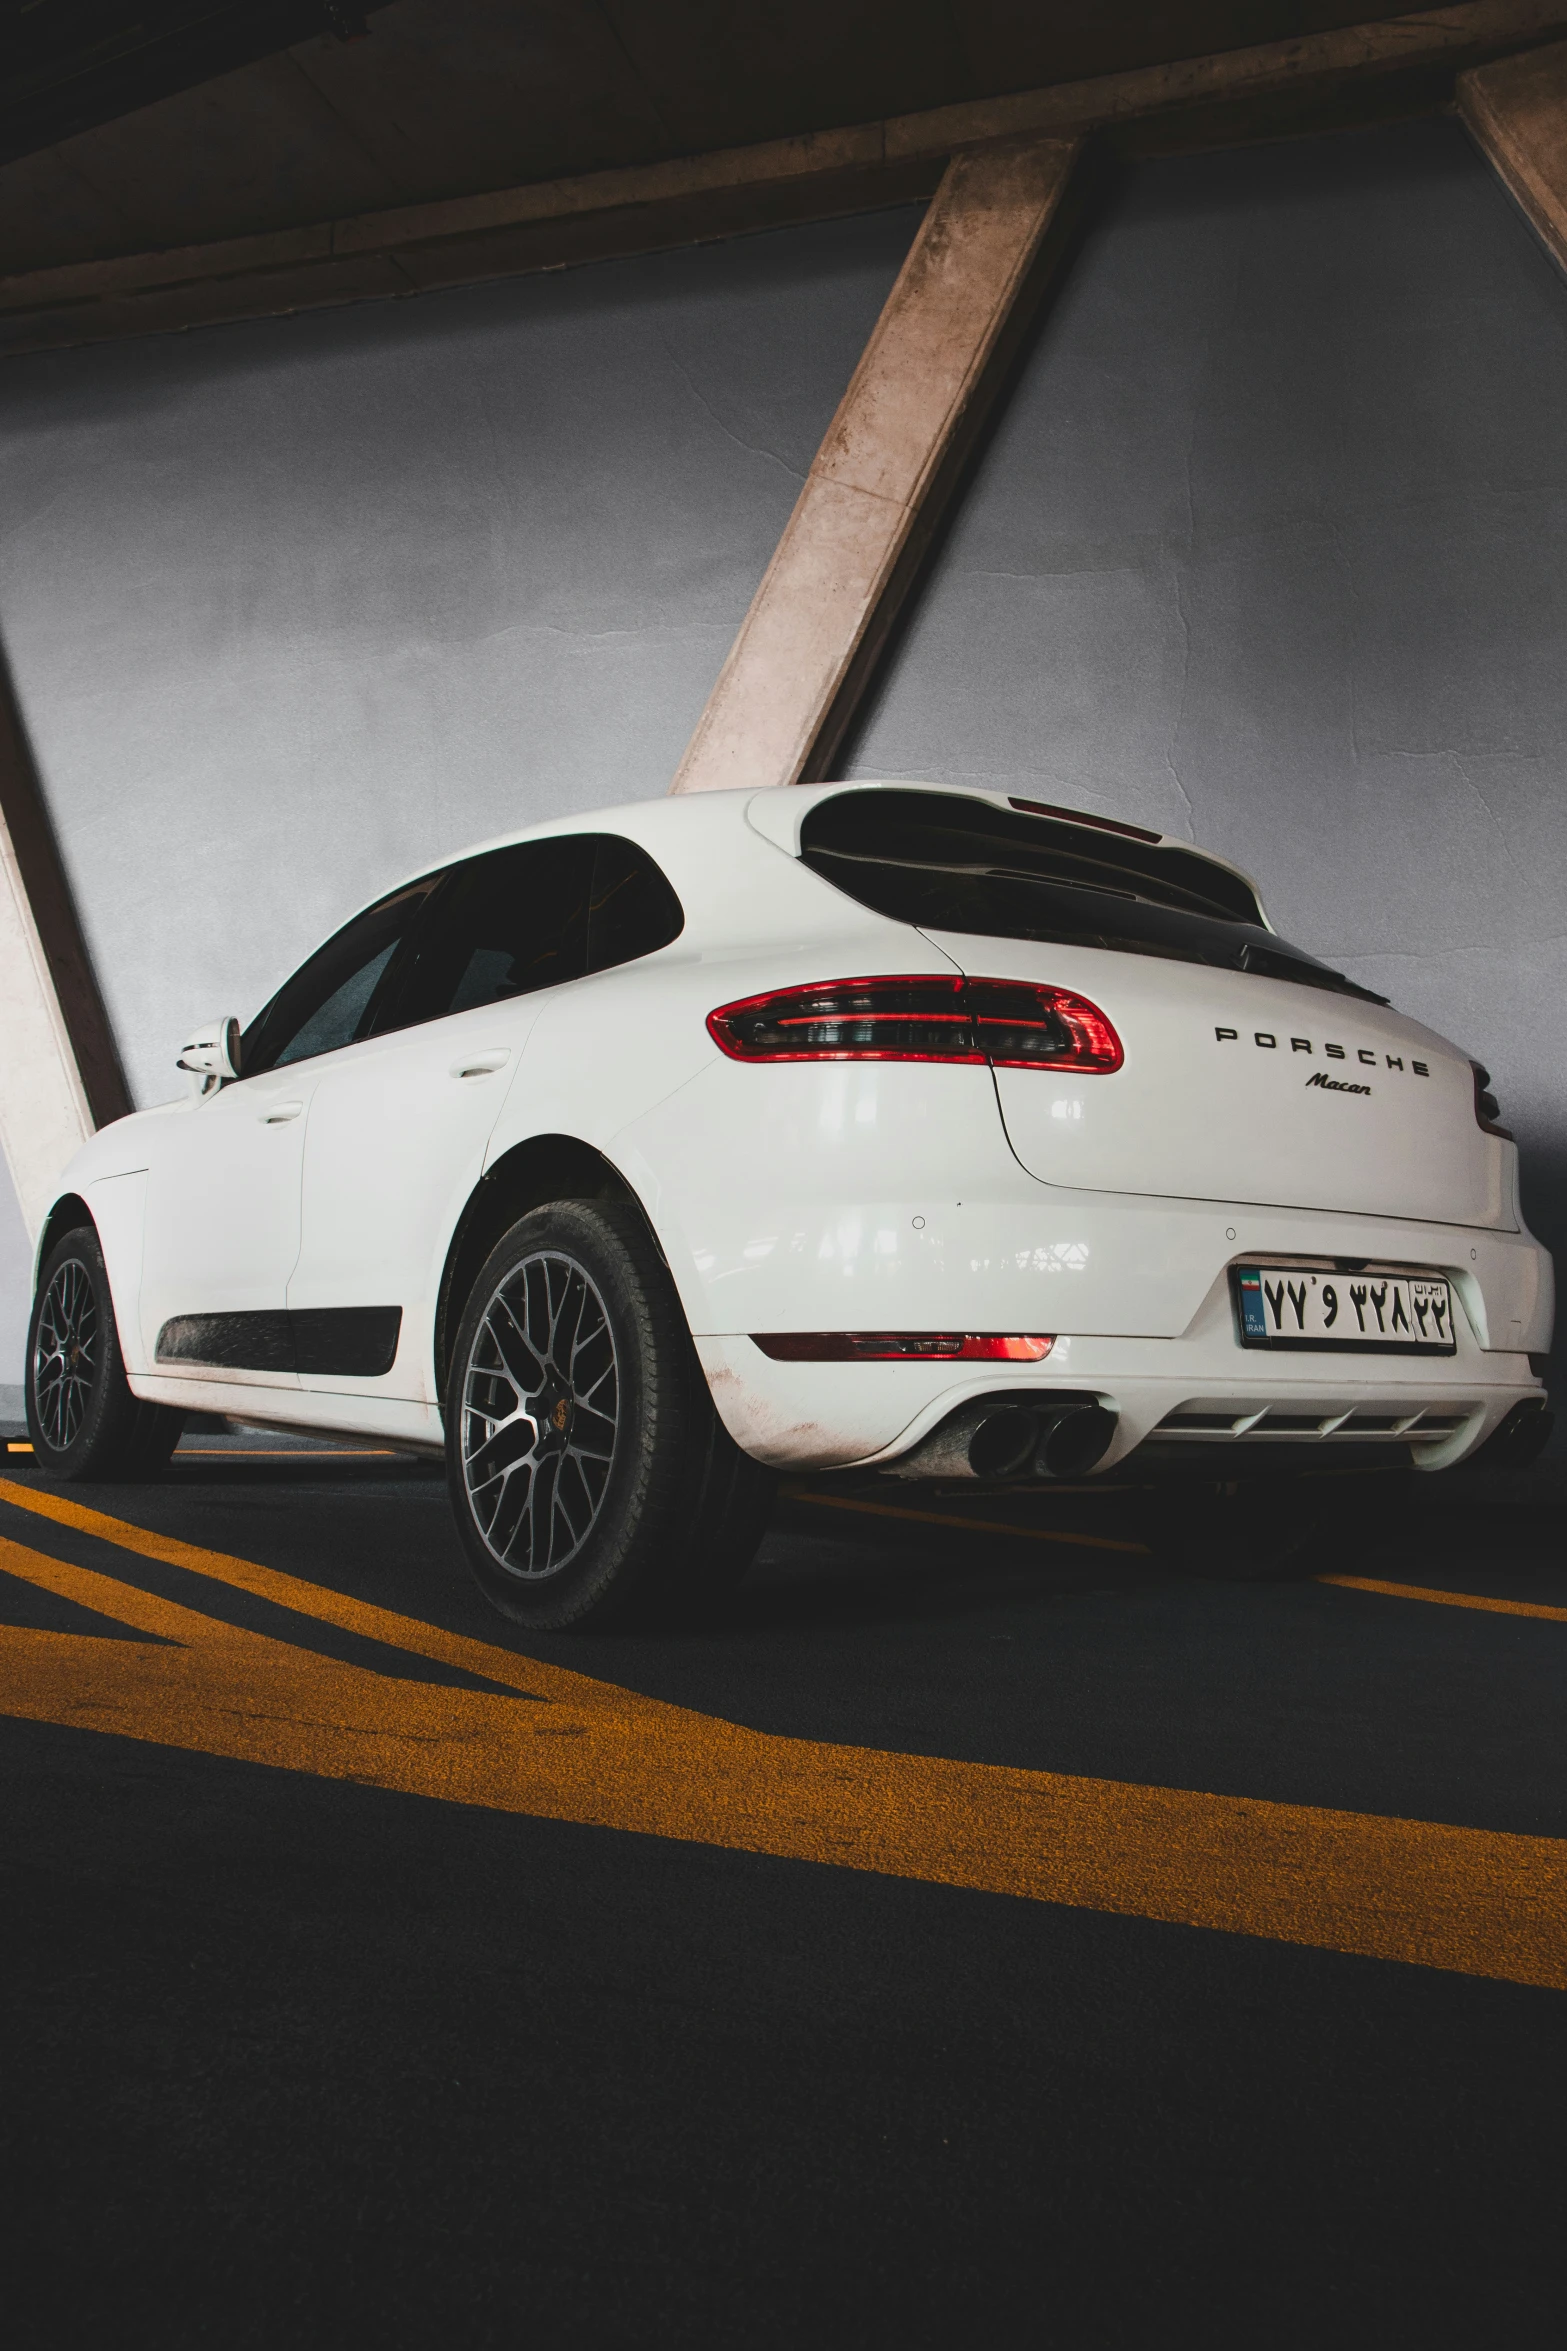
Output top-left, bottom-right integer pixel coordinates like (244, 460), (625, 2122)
(890, 1391), (1117, 1483)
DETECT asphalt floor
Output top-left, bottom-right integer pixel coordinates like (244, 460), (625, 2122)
(1, 1431), (1564, 2347)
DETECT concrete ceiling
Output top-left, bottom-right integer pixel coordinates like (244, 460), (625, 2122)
(3, 2), (1394, 274)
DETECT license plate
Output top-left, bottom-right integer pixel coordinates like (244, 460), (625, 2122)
(1232, 1266), (1455, 1354)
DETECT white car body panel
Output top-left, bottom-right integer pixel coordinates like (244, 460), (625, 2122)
(286, 1001), (533, 1403)
(37, 782), (1552, 1474)
(137, 1065), (314, 1390)
(942, 935), (1509, 1227)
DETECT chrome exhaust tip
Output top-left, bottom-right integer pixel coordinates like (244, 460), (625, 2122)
(966, 1407), (1041, 1480)
(967, 1400), (1117, 1481)
(885, 1391), (1117, 1482)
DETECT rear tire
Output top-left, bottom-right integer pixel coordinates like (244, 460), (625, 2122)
(444, 1201), (775, 1630)
(26, 1225), (185, 1481)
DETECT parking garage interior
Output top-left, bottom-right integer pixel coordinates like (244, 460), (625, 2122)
(2, 6), (1565, 2341)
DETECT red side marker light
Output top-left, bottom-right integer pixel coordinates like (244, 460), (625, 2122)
(752, 1334), (1053, 1362)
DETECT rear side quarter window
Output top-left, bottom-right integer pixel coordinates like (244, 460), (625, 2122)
(586, 835), (683, 974)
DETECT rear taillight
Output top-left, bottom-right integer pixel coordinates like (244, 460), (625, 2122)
(1472, 1062), (1512, 1139)
(707, 976), (1122, 1072)
(752, 1333), (1053, 1362)
(970, 979), (1122, 1071)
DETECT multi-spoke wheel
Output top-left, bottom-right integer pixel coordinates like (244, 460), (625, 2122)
(26, 1225), (184, 1481)
(460, 1251), (620, 1580)
(445, 1201), (775, 1630)
(32, 1252), (99, 1454)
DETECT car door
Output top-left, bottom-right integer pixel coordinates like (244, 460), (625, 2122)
(137, 877), (437, 1385)
(287, 835), (597, 1405)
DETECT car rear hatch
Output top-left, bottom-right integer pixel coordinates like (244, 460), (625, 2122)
(798, 788), (1512, 1228)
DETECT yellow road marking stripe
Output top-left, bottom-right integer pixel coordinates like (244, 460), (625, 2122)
(787, 1486), (1148, 1554)
(1319, 1573), (1567, 1623)
(2, 1482), (1565, 1987)
(0, 1478), (593, 1702)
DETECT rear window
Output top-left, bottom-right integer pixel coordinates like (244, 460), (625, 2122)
(799, 790), (1385, 1005)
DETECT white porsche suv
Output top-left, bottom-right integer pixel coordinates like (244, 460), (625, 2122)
(27, 783), (1554, 1623)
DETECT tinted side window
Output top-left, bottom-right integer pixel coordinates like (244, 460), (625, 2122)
(586, 836), (683, 974)
(381, 836), (595, 1030)
(242, 878), (440, 1076)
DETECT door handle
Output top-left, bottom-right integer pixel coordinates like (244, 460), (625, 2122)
(259, 1101), (304, 1124)
(451, 1051), (510, 1079)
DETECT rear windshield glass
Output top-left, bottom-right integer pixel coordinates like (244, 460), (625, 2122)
(799, 790), (1386, 1005)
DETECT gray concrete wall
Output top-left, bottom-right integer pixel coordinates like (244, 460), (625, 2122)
(4, 116), (1564, 1449)
(850, 116), (1567, 1431)
(0, 207), (921, 1395)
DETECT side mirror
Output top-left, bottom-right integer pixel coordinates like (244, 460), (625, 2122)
(177, 1017), (243, 1097)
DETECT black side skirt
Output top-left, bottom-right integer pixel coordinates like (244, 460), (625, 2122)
(155, 1307), (402, 1378)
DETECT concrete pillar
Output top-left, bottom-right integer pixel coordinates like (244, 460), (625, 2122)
(0, 657), (128, 1237)
(0, 802), (92, 1237)
(1460, 38), (1567, 269)
(669, 133), (1082, 795)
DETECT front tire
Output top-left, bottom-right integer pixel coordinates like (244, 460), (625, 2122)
(444, 1202), (774, 1630)
(26, 1225), (185, 1481)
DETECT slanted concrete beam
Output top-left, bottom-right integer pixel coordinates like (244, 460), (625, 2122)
(669, 134), (1081, 796)
(0, 657), (128, 1235)
(1460, 38), (1567, 268)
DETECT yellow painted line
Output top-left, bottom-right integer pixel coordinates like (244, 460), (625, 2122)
(788, 1486), (1148, 1555)
(6, 1443), (31, 1455)
(0, 1478), (1564, 1990)
(1319, 1573), (1567, 1624)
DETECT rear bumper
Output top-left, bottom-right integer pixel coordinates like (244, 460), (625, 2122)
(699, 1330), (1542, 1476)
(694, 1206), (1552, 1474)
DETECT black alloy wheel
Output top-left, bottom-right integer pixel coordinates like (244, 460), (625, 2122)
(25, 1225), (184, 1480)
(460, 1246), (620, 1581)
(445, 1200), (775, 1630)
(32, 1248), (97, 1454)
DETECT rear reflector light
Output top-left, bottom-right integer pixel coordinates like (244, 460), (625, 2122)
(1471, 1062), (1511, 1138)
(707, 976), (1122, 1072)
(752, 1333), (1053, 1362)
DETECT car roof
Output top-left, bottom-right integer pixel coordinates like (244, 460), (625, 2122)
(394, 779), (1269, 922)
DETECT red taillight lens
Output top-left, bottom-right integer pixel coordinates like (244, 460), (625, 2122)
(707, 975), (1122, 1072)
(967, 979), (1123, 1071)
(1472, 1062), (1511, 1138)
(752, 1333), (1053, 1362)
(707, 975), (976, 1062)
